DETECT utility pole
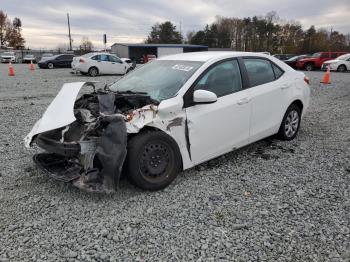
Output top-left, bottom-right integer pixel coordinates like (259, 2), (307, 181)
(67, 13), (72, 51)
(179, 21), (182, 43)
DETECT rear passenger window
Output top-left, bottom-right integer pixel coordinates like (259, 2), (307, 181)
(91, 55), (100, 60)
(321, 53), (329, 58)
(272, 63), (284, 79)
(331, 53), (338, 58)
(194, 60), (242, 97)
(243, 58), (275, 87)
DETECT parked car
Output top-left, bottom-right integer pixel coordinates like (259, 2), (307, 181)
(1, 51), (17, 63)
(71, 52), (131, 76)
(38, 54), (75, 69)
(296, 51), (347, 71)
(273, 54), (297, 61)
(22, 54), (37, 63)
(25, 52), (310, 193)
(40, 53), (54, 61)
(321, 53), (350, 72)
(284, 55), (308, 69)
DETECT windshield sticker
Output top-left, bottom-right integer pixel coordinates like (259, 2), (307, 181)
(172, 64), (193, 72)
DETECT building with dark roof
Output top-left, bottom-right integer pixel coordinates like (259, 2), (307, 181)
(111, 43), (208, 62)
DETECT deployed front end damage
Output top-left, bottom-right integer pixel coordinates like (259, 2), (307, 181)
(25, 82), (159, 193)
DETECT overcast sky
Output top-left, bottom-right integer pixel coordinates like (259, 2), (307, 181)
(1, 0), (349, 49)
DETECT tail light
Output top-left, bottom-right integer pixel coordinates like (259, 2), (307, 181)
(79, 58), (85, 63)
(304, 76), (310, 85)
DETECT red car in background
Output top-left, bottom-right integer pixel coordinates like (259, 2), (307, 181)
(296, 51), (346, 71)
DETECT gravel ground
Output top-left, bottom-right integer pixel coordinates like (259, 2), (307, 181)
(0, 64), (349, 261)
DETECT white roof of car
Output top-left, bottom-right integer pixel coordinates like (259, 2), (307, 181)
(158, 51), (271, 62)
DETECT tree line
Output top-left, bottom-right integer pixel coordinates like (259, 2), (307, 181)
(147, 12), (350, 54)
(0, 10), (25, 49)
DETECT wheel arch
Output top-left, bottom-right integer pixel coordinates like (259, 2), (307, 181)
(290, 99), (304, 114)
(338, 64), (347, 71)
(88, 66), (99, 74)
(127, 126), (184, 170)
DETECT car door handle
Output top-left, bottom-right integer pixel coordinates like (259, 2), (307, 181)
(281, 84), (290, 90)
(237, 97), (251, 105)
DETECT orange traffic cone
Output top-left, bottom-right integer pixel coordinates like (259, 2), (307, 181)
(29, 60), (35, 71)
(321, 65), (331, 84)
(8, 62), (15, 76)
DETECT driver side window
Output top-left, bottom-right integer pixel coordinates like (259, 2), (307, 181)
(109, 55), (122, 63)
(194, 60), (242, 97)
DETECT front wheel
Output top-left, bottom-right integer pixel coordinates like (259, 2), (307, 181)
(337, 65), (347, 72)
(126, 131), (182, 190)
(277, 104), (301, 141)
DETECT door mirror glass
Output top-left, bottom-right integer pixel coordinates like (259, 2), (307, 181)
(193, 90), (217, 104)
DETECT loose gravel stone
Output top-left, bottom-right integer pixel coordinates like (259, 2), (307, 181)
(0, 65), (349, 261)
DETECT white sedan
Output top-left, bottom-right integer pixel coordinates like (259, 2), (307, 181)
(71, 52), (131, 76)
(25, 52), (310, 193)
(321, 53), (350, 72)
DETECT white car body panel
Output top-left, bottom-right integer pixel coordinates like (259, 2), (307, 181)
(25, 51), (310, 171)
(24, 82), (96, 147)
(186, 88), (251, 164)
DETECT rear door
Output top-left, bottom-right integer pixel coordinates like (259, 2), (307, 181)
(97, 54), (111, 74)
(243, 57), (291, 142)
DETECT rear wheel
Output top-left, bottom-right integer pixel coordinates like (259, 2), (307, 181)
(304, 63), (314, 71)
(88, 67), (98, 77)
(126, 131), (182, 190)
(47, 62), (54, 69)
(277, 104), (301, 141)
(337, 65), (347, 72)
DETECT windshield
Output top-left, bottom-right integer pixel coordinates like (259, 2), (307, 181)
(25, 55), (34, 58)
(3, 52), (14, 56)
(109, 60), (203, 101)
(311, 53), (321, 58)
(336, 54), (350, 60)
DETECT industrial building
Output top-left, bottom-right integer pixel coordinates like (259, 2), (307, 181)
(111, 43), (208, 62)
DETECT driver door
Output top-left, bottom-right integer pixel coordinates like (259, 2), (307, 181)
(108, 55), (127, 74)
(185, 59), (251, 165)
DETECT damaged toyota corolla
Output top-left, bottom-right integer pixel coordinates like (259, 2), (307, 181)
(25, 52), (310, 193)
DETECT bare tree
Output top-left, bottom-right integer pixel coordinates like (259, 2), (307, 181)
(80, 37), (93, 52)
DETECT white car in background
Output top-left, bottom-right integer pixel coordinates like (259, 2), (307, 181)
(26, 52), (310, 192)
(321, 53), (350, 72)
(72, 52), (131, 76)
(1, 52), (17, 63)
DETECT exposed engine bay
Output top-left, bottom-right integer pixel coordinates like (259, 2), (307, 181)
(30, 84), (159, 193)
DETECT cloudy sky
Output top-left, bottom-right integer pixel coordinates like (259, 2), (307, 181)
(1, 0), (349, 49)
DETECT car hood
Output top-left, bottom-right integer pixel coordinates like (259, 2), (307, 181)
(323, 59), (341, 64)
(24, 82), (96, 147)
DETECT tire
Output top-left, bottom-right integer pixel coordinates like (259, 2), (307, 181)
(88, 67), (98, 77)
(304, 63), (314, 71)
(126, 131), (182, 190)
(277, 104), (301, 141)
(47, 62), (54, 69)
(337, 65), (347, 72)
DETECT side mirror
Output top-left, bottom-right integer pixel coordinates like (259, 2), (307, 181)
(193, 90), (217, 104)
